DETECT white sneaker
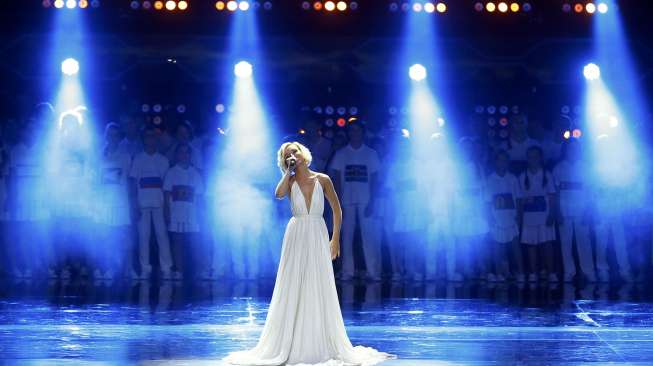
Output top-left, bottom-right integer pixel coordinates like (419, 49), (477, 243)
(515, 273), (526, 283)
(487, 273), (497, 282)
(528, 273), (538, 282)
(598, 270), (610, 282)
(548, 273), (559, 283)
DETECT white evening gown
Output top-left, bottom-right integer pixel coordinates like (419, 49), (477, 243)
(223, 178), (396, 366)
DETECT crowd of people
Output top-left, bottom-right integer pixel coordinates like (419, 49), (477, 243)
(0, 102), (651, 284)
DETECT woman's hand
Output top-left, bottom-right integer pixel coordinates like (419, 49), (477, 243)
(330, 238), (340, 260)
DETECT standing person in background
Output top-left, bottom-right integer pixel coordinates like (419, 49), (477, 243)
(517, 146), (558, 283)
(485, 150), (524, 282)
(163, 143), (205, 280)
(117, 115), (143, 159)
(452, 138), (489, 280)
(166, 120), (203, 172)
(553, 140), (596, 283)
(329, 121), (382, 281)
(422, 134), (461, 281)
(130, 126), (173, 280)
(93, 123), (134, 280)
(300, 119), (333, 173)
(503, 114), (541, 175)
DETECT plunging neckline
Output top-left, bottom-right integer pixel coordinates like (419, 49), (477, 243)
(293, 177), (318, 215)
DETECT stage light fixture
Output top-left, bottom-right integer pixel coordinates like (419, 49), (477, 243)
(423, 2), (435, 12)
(486, 2), (496, 12)
(54, 0), (64, 7)
(234, 61), (253, 78)
(143, 1), (152, 9)
(401, 2), (410, 11)
(178, 1), (188, 10)
(350, 2), (358, 10)
(412, 2), (422, 12)
(154, 1), (164, 10)
(409, 64), (427, 81)
(563, 130), (571, 139)
(572, 129), (582, 138)
(498, 2), (508, 12)
(562, 3), (571, 12)
(263, 1), (273, 10)
(522, 2), (531, 11)
(336, 118), (346, 127)
(130, 1), (140, 9)
(91, 0), (100, 7)
(216, 1), (225, 10)
(165, 0), (176, 10)
(583, 63), (601, 81)
(61, 58), (80, 76)
(239, 1), (249, 10)
(574, 3), (583, 13)
(436, 2), (446, 13)
(336, 1), (346, 11)
(510, 2), (519, 12)
(79, 0), (89, 9)
(302, 1), (310, 9)
(597, 2), (608, 13)
(586, 2), (596, 14)
(474, 2), (483, 11)
(314, 1), (322, 10)
(66, 0), (76, 8)
(324, 1), (335, 11)
(227, 0), (238, 11)
(389, 2), (398, 11)
(42, 0), (52, 7)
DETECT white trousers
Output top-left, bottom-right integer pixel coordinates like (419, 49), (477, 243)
(138, 207), (173, 273)
(341, 203), (382, 277)
(595, 218), (631, 274)
(559, 217), (595, 277)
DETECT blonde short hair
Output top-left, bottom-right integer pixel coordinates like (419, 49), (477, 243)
(277, 141), (312, 174)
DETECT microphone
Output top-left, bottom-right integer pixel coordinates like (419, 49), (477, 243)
(288, 157), (297, 175)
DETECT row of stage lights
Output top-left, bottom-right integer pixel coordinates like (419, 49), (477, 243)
(562, 2), (609, 14)
(301, 1), (359, 11)
(474, 2), (532, 13)
(42, 0), (100, 9)
(129, 1), (189, 11)
(388, 2), (447, 13)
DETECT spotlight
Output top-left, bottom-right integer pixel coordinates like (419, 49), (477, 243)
(572, 129), (582, 138)
(143, 1), (152, 9)
(522, 2), (531, 11)
(350, 1), (358, 10)
(301, 1), (310, 9)
(324, 1), (335, 11)
(178, 1), (188, 10)
(401, 2), (410, 11)
(61, 58), (79, 76)
(574, 3), (583, 13)
(227, 0), (238, 11)
(562, 3), (571, 12)
(389, 2), (398, 11)
(154, 1), (164, 10)
(583, 63), (600, 81)
(336, 1), (346, 11)
(412, 2), (422, 12)
(510, 2), (519, 12)
(499, 117), (508, 126)
(409, 63), (427, 81)
(234, 61), (252, 78)
(215, 103), (225, 113)
(314, 1), (322, 10)
(165, 0), (176, 10)
(66, 0), (76, 8)
(474, 2), (483, 11)
(586, 3), (596, 14)
(486, 2), (496, 12)
(216, 1), (225, 10)
(54, 0), (64, 7)
(424, 2), (435, 13)
(153, 104), (162, 113)
(436, 2), (446, 13)
(79, 0), (88, 8)
(336, 118), (346, 127)
(563, 130), (571, 139)
(498, 2), (508, 12)
(90, 0), (100, 8)
(130, 1), (140, 9)
(239, 1), (249, 10)
(597, 2), (608, 13)
(608, 115), (619, 128)
(263, 1), (272, 10)
(42, 0), (52, 7)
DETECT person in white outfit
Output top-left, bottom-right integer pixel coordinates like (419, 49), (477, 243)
(328, 121), (382, 281)
(163, 143), (205, 280)
(517, 146), (558, 283)
(485, 150), (524, 282)
(553, 140), (596, 282)
(130, 126), (173, 280)
(93, 123), (134, 280)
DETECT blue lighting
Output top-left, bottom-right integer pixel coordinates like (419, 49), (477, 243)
(409, 63), (427, 81)
(583, 63), (600, 81)
(61, 57), (79, 76)
(234, 60), (253, 78)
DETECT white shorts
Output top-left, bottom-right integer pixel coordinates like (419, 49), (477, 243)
(521, 225), (556, 245)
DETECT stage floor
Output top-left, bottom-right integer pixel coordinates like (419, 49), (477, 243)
(0, 279), (652, 365)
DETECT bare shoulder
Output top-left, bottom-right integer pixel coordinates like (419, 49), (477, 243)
(316, 173), (333, 187)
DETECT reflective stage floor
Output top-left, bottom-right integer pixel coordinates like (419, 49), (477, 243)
(1, 279), (652, 365)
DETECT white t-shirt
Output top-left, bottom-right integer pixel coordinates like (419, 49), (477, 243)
(485, 172), (520, 228)
(94, 148), (132, 226)
(9, 143), (49, 221)
(518, 169), (556, 226)
(165, 142), (203, 171)
(164, 164), (204, 232)
(130, 151), (169, 208)
(553, 160), (588, 218)
(328, 144), (380, 206)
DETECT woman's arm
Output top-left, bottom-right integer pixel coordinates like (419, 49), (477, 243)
(274, 170), (293, 199)
(321, 174), (342, 260)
